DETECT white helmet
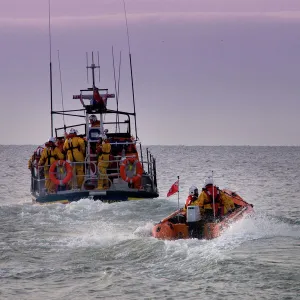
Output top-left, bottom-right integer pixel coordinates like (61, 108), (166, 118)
(203, 176), (213, 187)
(69, 128), (77, 134)
(89, 114), (97, 122)
(189, 185), (199, 197)
(48, 137), (56, 143)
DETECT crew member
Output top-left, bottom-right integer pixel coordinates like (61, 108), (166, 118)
(28, 145), (44, 171)
(219, 190), (236, 215)
(38, 137), (64, 193)
(198, 177), (236, 218)
(28, 145), (45, 191)
(63, 128), (86, 188)
(184, 185), (199, 210)
(197, 176), (221, 220)
(89, 114), (100, 128)
(97, 137), (111, 190)
(55, 137), (65, 155)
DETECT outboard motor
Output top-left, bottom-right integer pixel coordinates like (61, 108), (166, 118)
(186, 206), (202, 238)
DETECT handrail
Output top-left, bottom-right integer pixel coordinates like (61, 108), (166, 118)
(31, 152), (157, 196)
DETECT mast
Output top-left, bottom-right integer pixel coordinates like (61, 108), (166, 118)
(48, 0), (53, 136)
(86, 52), (102, 132)
(57, 50), (66, 130)
(129, 53), (138, 140)
(112, 47), (122, 132)
(122, 0), (144, 167)
(123, 0), (138, 141)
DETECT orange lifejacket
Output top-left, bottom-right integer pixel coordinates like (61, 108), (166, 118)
(91, 120), (101, 127)
(203, 185), (220, 202)
(185, 195), (198, 208)
(65, 133), (77, 139)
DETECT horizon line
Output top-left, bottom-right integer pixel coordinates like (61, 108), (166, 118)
(1, 11), (300, 27)
(1, 144), (300, 147)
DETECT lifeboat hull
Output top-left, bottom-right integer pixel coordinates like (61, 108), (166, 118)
(32, 189), (159, 205)
(152, 190), (254, 240)
(152, 211), (190, 240)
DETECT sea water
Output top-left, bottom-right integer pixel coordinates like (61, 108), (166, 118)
(0, 145), (299, 299)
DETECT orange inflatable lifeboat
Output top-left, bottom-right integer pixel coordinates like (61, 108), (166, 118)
(152, 189), (254, 240)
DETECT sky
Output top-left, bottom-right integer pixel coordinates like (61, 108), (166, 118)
(1, 0), (300, 146)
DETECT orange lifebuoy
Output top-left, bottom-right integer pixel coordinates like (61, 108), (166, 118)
(49, 160), (73, 186)
(120, 158), (143, 184)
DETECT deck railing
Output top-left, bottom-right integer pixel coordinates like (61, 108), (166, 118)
(30, 153), (157, 196)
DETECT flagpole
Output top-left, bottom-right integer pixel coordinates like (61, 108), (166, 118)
(212, 170), (215, 220)
(177, 175), (180, 222)
(177, 175), (180, 211)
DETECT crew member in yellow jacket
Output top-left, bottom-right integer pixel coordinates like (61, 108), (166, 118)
(197, 177), (235, 217)
(63, 128), (86, 188)
(97, 139), (111, 189)
(38, 137), (64, 193)
(184, 177), (235, 219)
(219, 190), (236, 214)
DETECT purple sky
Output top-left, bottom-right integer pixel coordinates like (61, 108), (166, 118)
(1, 0), (300, 145)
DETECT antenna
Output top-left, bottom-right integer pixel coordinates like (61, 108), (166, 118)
(112, 46), (120, 132)
(57, 50), (66, 128)
(117, 50), (122, 131)
(92, 51), (94, 86)
(86, 52), (89, 83)
(122, 0), (144, 168)
(86, 51), (100, 88)
(48, 0), (53, 136)
(97, 51), (100, 82)
(122, 0), (138, 140)
(123, 0), (131, 54)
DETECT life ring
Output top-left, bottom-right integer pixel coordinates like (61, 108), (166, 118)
(120, 158), (143, 184)
(49, 160), (73, 186)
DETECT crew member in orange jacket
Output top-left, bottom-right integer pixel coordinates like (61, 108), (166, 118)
(184, 185), (199, 210)
(63, 128), (86, 188)
(89, 114), (100, 128)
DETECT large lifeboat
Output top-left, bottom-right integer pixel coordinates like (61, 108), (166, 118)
(29, 53), (159, 205)
(152, 189), (254, 240)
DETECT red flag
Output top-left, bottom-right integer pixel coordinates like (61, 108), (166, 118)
(92, 88), (103, 104)
(167, 180), (179, 197)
